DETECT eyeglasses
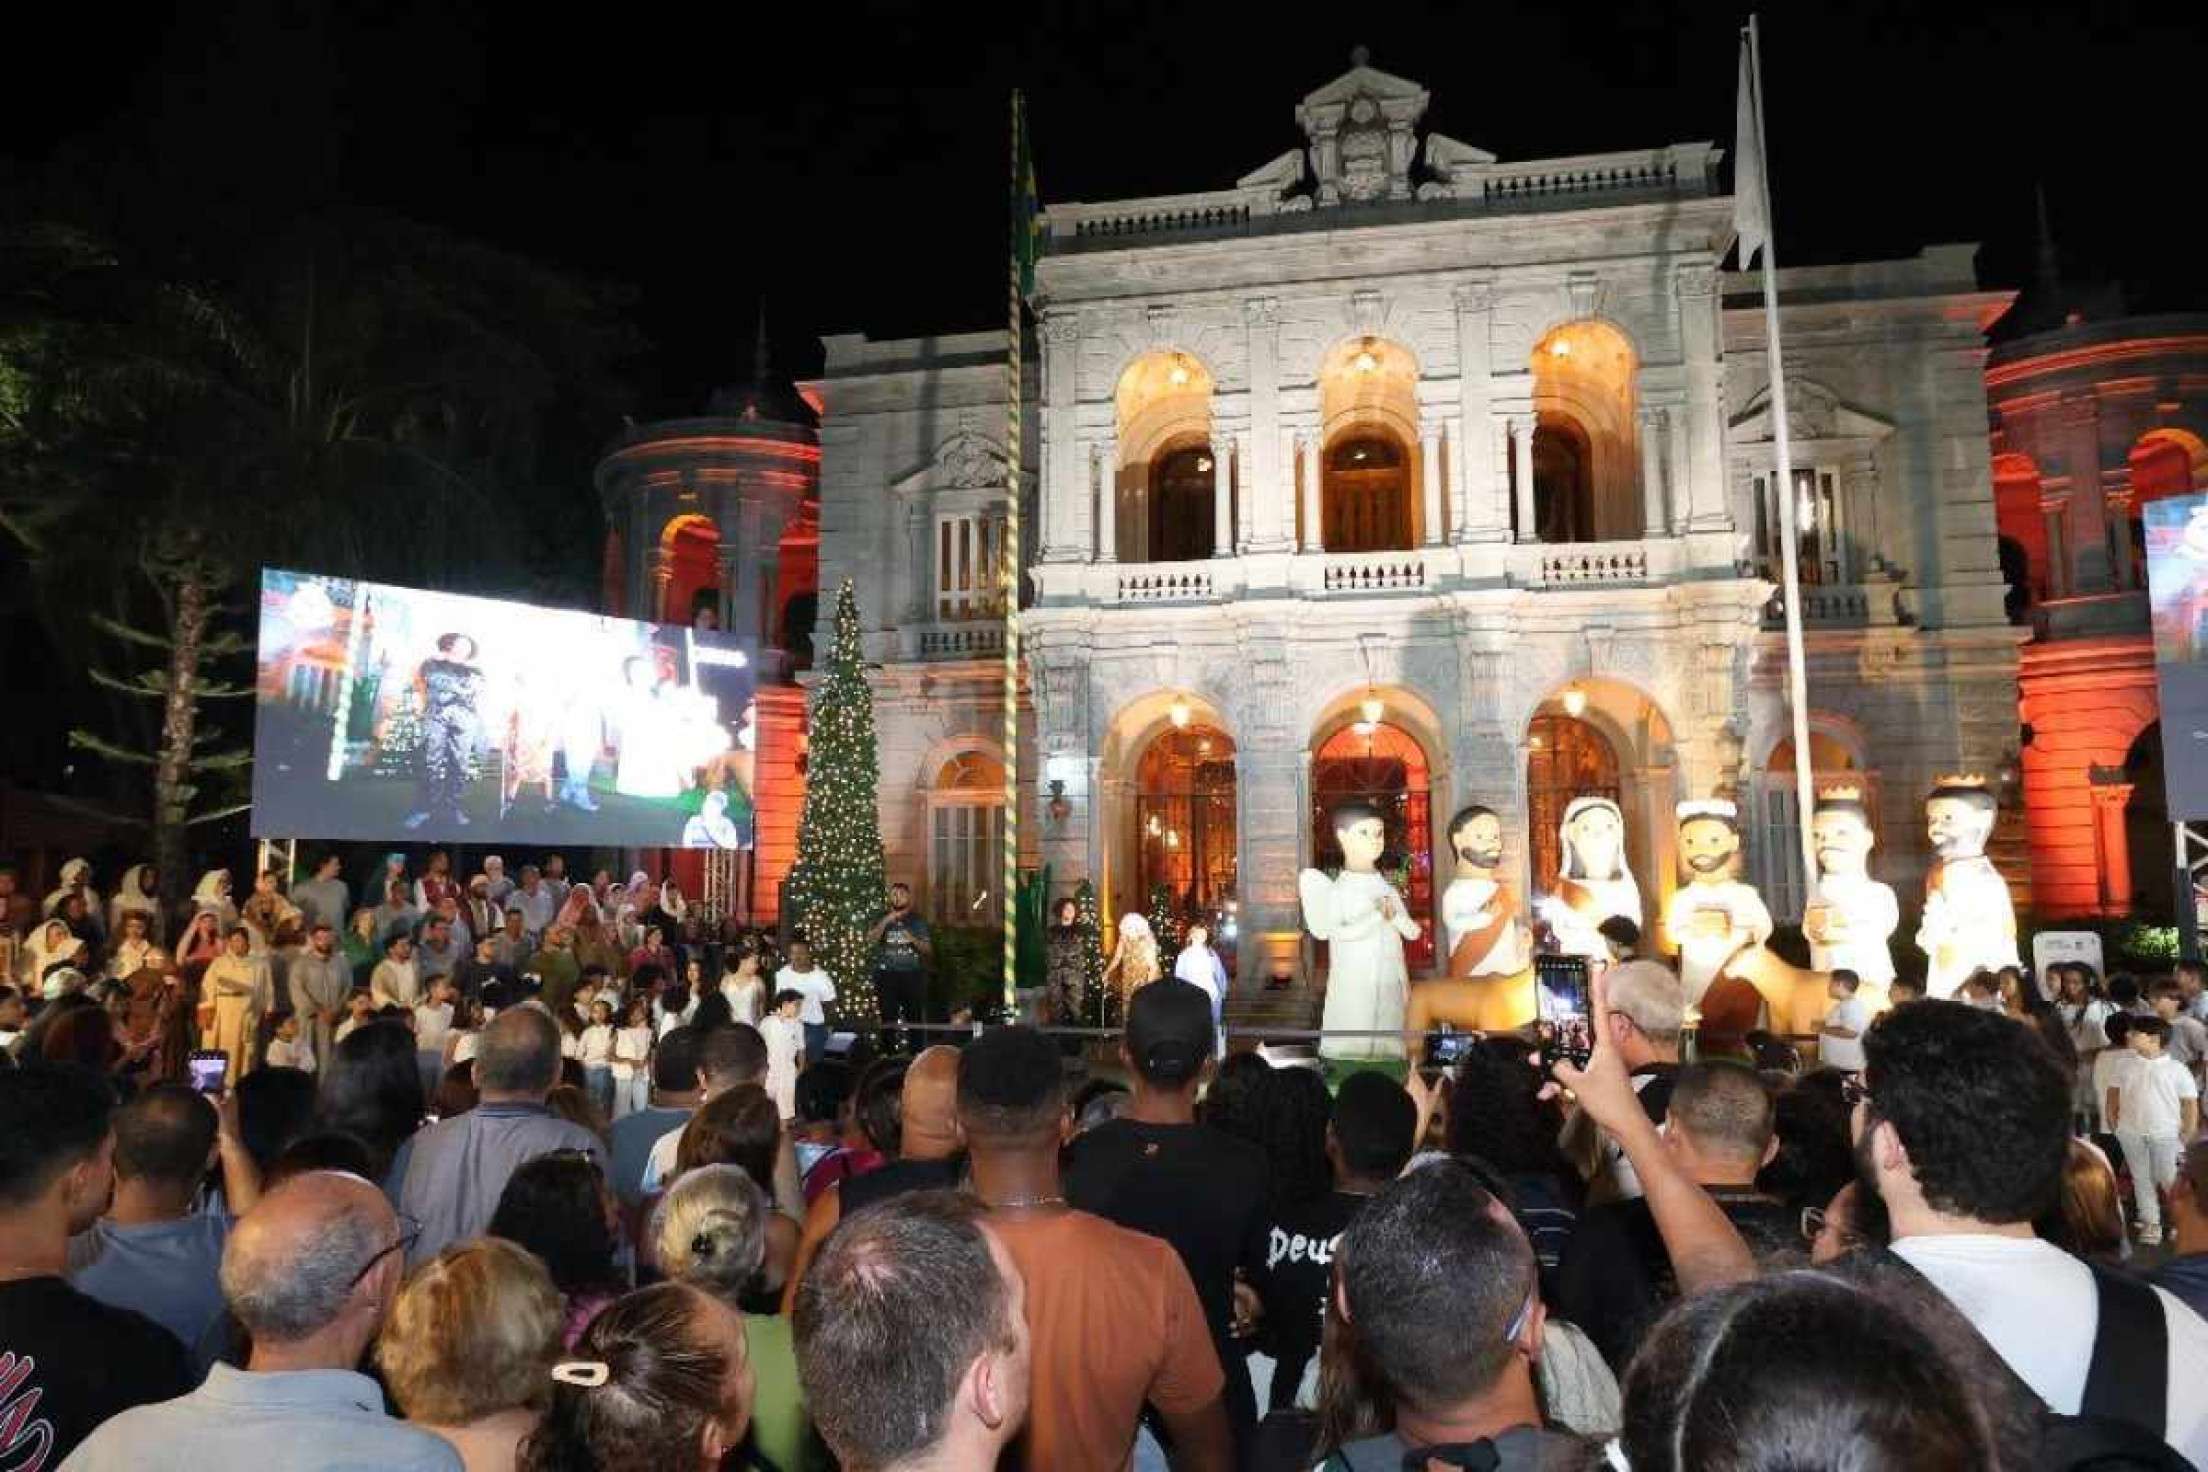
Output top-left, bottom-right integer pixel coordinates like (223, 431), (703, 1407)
(347, 1213), (422, 1290)
(1840, 1075), (1871, 1110)
(1801, 1206), (1862, 1251)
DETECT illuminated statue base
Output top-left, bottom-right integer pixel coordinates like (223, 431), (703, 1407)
(1406, 968), (1536, 1034)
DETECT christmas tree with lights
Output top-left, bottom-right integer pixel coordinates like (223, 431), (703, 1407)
(1074, 878), (1108, 1027)
(784, 580), (887, 1023)
(1147, 881), (1183, 958)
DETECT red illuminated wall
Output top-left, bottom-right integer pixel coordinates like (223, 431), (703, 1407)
(752, 686), (807, 923)
(2018, 639), (2158, 915)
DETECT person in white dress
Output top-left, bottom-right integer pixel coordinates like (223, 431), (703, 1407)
(611, 995), (655, 1118)
(1915, 776), (2020, 999)
(1300, 801), (1421, 1062)
(760, 989), (806, 1122)
(1538, 797), (1642, 963)
(721, 953), (768, 1028)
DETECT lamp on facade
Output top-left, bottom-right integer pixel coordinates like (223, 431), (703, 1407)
(1165, 829), (1181, 850)
(1168, 356), (1191, 387)
(1359, 693), (1385, 726)
(1561, 685), (1589, 719)
(1147, 812), (1163, 837)
(1169, 697), (1193, 729)
(1047, 779), (1072, 825)
(1353, 340), (1380, 374)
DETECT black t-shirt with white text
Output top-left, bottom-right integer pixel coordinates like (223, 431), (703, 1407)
(1251, 1189), (1368, 1413)
(0, 1276), (193, 1468)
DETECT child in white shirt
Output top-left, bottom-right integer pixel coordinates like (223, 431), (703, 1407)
(580, 998), (618, 1120)
(611, 995), (655, 1119)
(1816, 968), (1871, 1073)
(760, 989), (806, 1122)
(412, 977), (457, 1096)
(333, 988), (376, 1044)
(2111, 1014), (2202, 1244)
(775, 939), (837, 1062)
(722, 954), (768, 1029)
(265, 1011), (316, 1074)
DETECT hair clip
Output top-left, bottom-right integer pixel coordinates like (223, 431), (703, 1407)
(551, 1360), (611, 1388)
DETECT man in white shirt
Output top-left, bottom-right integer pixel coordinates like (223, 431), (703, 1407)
(776, 939), (838, 1063)
(1815, 968), (1870, 1073)
(639, 1023), (802, 1218)
(1854, 998), (2208, 1463)
(370, 935), (421, 1013)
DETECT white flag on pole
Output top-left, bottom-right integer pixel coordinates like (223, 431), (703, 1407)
(1734, 34), (1769, 267)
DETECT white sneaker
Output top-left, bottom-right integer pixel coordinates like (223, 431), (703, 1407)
(2140, 1225), (2164, 1246)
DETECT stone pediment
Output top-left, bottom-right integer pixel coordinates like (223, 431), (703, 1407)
(1729, 380), (1894, 443)
(1295, 47), (1434, 207)
(892, 413), (1007, 495)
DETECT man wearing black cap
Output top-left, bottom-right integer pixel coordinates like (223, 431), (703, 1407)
(1067, 979), (1271, 1458)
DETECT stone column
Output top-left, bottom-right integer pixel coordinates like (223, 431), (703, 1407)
(1237, 742), (1308, 986)
(1039, 312), (1082, 562)
(1453, 280), (1502, 541)
(650, 545), (676, 623)
(904, 501), (933, 622)
(1676, 264), (1730, 533)
(1638, 405), (1668, 539)
(1093, 440), (1117, 563)
(2040, 496), (2069, 599)
(2107, 472), (2137, 591)
(2089, 770), (2135, 914)
(1511, 416), (1538, 543)
(1420, 427), (1445, 547)
(2064, 394), (2111, 592)
(1244, 299), (1288, 552)
(1211, 435), (1234, 558)
(1300, 432), (1324, 552)
(1233, 429), (1255, 554)
(1666, 403), (1693, 536)
(716, 542), (744, 637)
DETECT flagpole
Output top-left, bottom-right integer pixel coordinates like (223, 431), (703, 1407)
(1002, 88), (1026, 1013)
(1746, 14), (1819, 897)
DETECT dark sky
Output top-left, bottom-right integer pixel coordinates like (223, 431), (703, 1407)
(6, 0), (2200, 423)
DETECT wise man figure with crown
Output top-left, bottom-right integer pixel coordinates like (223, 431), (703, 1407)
(1802, 784), (1898, 990)
(1661, 797), (1773, 1006)
(1916, 774), (2021, 998)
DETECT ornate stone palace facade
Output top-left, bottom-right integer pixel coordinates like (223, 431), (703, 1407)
(796, 54), (2030, 992)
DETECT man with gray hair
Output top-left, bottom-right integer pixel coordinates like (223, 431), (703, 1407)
(63, 1172), (460, 1469)
(794, 1190), (1031, 1472)
(1565, 958), (1685, 1202)
(397, 1005), (604, 1263)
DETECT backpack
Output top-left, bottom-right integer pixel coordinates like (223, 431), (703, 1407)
(1869, 1247), (2189, 1472)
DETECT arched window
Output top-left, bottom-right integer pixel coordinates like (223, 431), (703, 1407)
(780, 592), (817, 670)
(1323, 434), (1414, 553)
(1532, 415), (1595, 544)
(928, 751), (1004, 924)
(1526, 715), (1621, 892)
(660, 516), (722, 624)
(1149, 445), (1216, 563)
(1136, 726), (1238, 916)
(1311, 721), (1433, 969)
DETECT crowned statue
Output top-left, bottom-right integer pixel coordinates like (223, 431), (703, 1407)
(1916, 774), (2020, 998)
(1661, 799), (1774, 1005)
(1802, 785), (1898, 988)
(1300, 800), (1421, 1061)
(1538, 796), (1643, 962)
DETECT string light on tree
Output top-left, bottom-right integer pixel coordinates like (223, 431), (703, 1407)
(1074, 877), (1109, 1027)
(782, 579), (888, 1024)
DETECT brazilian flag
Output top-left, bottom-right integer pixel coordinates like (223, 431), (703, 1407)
(1012, 92), (1042, 300)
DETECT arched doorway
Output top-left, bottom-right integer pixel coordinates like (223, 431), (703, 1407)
(1532, 414), (1595, 544)
(1526, 714), (1621, 894)
(1148, 443), (1217, 562)
(1529, 321), (1640, 541)
(660, 515), (722, 625)
(1135, 725), (1239, 921)
(1311, 721), (1434, 970)
(2125, 724), (2174, 922)
(1323, 433), (1414, 552)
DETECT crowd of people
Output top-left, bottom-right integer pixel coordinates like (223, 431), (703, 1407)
(7, 843), (2208, 1470)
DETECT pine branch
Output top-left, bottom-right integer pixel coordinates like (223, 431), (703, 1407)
(67, 729), (158, 765)
(86, 667), (165, 699)
(192, 683), (258, 699)
(189, 748), (255, 771)
(185, 801), (254, 827)
(86, 613), (173, 650)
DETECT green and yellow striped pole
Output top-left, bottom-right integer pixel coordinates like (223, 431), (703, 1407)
(1003, 89), (1029, 1013)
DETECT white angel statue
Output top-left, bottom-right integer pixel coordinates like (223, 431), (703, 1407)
(1301, 801), (1421, 1061)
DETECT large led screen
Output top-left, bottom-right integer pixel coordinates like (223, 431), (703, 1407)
(2145, 493), (2208, 821)
(251, 569), (756, 848)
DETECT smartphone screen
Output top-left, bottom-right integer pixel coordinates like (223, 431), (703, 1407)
(187, 1051), (229, 1095)
(1534, 955), (1593, 1071)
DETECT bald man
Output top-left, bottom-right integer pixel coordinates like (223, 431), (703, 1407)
(398, 1005), (605, 1263)
(783, 1045), (965, 1310)
(66, 1172), (461, 1469)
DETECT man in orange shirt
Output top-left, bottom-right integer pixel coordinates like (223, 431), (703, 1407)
(957, 1025), (1233, 1472)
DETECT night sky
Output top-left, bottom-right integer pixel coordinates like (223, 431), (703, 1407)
(5, 0), (2201, 424)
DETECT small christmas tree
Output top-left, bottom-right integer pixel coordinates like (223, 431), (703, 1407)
(1147, 881), (1183, 958)
(1074, 877), (1108, 1027)
(784, 580), (888, 1023)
